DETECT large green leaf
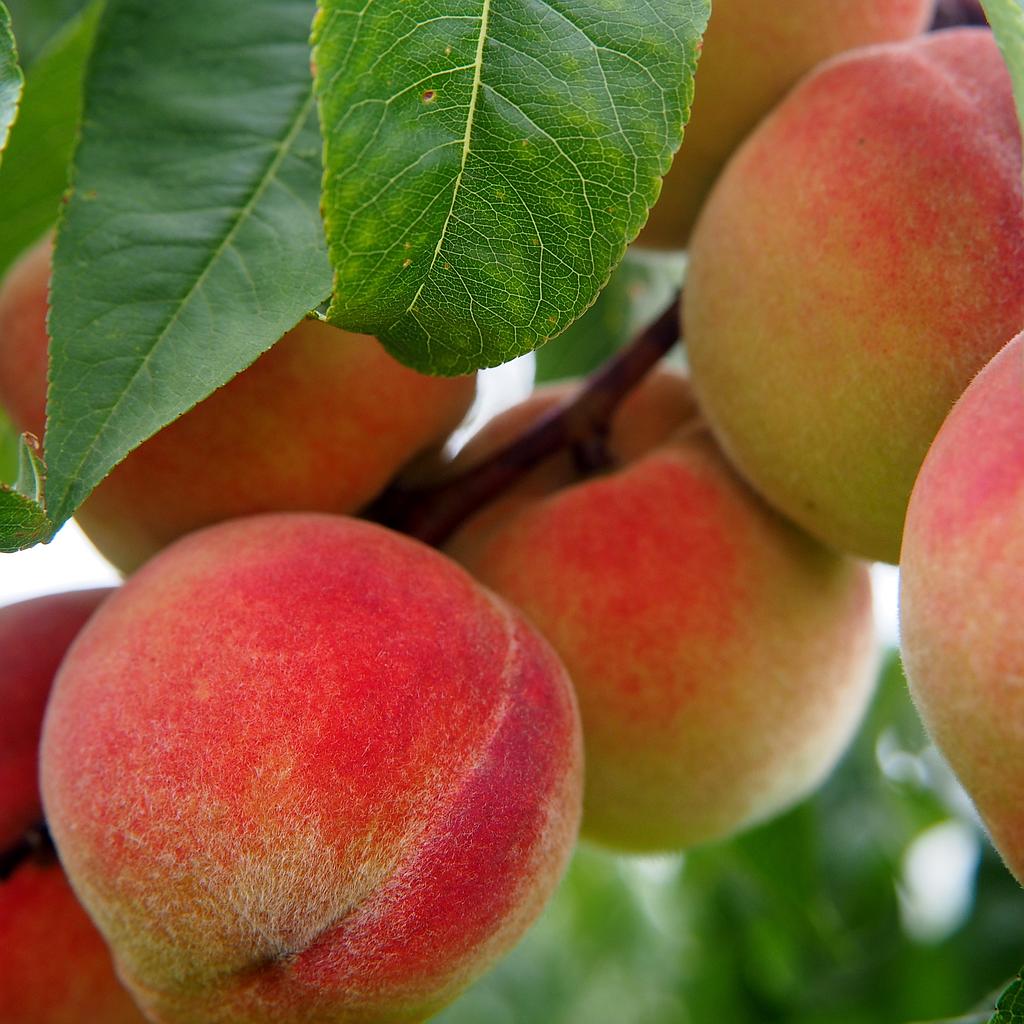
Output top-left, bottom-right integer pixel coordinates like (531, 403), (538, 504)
(39, 0), (331, 537)
(0, 5), (51, 547)
(984, 0), (1024, 148)
(314, 0), (709, 375)
(0, 1), (100, 281)
(0, 2), (23, 159)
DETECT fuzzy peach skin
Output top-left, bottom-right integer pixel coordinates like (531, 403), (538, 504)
(0, 589), (147, 1024)
(637, 0), (933, 248)
(0, 235), (476, 574)
(683, 29), (1024, 563)
(40, 514), (582, 1024)
(900, 333), (1024, 884)
(446, 371), (877, 852)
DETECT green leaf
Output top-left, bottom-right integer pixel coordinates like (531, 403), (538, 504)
(983, 0), (1024, 150)
(992, 971), (1024, 1023)
(41, 0), (331, 536)
(534, 248), (684, 383)
(0, 1), (100, 281)
(0, 434), (54, 550)
(0, 2), (24, 160)
(314, 0), (709, 375)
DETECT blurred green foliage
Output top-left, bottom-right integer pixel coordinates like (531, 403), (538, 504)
(535, 249), (686, 384)
(5, 0), (86, 66)
(436, 655), (1024, 1024)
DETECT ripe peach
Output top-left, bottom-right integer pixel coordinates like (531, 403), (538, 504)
(1, 864), (148, 1024)
(638, 0), (934, 248)
(0, 589), (111, 848)
(0, 235), (476, 574)
(900, 332), (1024, 883)
(684, 29), (1024, 563)
(41, 514), (582, 1024)
(0, 589), (147, 1024)
(446, 371), (877, 852)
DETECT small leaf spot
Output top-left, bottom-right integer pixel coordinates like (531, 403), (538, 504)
(402, 258), (412, 268)
(422, 90), (436, 104)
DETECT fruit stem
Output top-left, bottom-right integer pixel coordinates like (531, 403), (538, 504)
(0, 821), (55, 881)
(368, 297), (681, 546)
(930, 0), (987, 28)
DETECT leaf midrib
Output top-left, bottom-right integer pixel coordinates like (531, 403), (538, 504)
(405, 0), (491, 316)
(50, 85), (318, 520)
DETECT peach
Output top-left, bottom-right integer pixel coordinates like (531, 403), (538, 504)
(446, 371), (877, 852)
(683, 29), (1024, 563)
(0, 589), (147, 1023)
(900, 332), (1024, 883)
(0, 235), (476, 573)
(40, 514), (582, 1024)
(0, 864), (149, 1024)
(637, 0), (934, 248)
(0, 590), (112, 849)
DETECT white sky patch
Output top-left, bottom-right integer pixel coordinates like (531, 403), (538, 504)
(1, 519), (120, 608)
(871, 562), (900, 648)
(447, 351), (535, 455)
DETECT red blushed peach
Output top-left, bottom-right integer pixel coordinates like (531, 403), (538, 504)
(0, 589), (111, 848)
(638, 0), (933, 248)
(446, 371), (877, 852)
(0, 235), (476, 574)
(0, 589), (147, 1023)
(900, 332), (1024, 884)
(684, 29), (1024, 563)
(0, 863), (148, 1024)
(40, 514), (582, 1024)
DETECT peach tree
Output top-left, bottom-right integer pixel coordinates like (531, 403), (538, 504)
(2, 1), (1024, 1022)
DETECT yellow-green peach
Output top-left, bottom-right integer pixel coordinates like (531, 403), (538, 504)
(900, 332), (1024, 884)
(446, 371), (877, 852)
(638, 0), (933, 248)
(684, 29), (1024, 562)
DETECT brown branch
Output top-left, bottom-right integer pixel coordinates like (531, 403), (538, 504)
(930, 0), (987, 28)
(368, 298), (681, 547)
(0, 821), (56, 881)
